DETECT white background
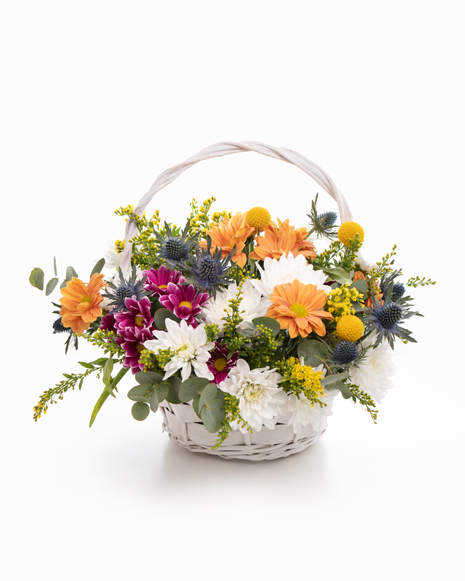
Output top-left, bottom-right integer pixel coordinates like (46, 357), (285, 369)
(1, 1), (463, 580)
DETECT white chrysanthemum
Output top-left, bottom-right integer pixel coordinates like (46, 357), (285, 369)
(220, 359), (287, 432)
(250, 253), (328, 299)
(99, 240), (123, 271)
(286, 364), (338, 434)
(144, 319), (214, 382)
(348, 336), (396, 404)
(200, 280), (268, 332)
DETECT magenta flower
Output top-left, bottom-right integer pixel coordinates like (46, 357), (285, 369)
(116, 326), (154, 373)
(159, 282), (209, 327)
(100, 312), (117, 334)
(143, 265), (185, 297)
(207, 342), (239, 385)
(114, 297), (153, 339)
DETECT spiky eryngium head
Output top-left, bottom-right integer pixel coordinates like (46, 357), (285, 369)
(154, 220), (199, 265)
(102, 266), (147, 312)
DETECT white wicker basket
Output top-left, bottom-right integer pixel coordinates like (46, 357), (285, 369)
(119, 141), (353, 461)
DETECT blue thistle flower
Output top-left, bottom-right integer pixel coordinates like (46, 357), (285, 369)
(102, 266), (148, 312)
(332, 341), (359, 365)
(154, 221), (199, 265)
(392, 283), (405, 300)
(180, 237), (234, 296)
(53, 316), (70, 334)
(318, 211), (338, 228)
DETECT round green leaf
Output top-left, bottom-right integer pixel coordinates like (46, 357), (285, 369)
(297, 339), (330, 367)
(131, 402), (150, 421)
(154, 308), (181, 330)
(45, 277), (59, 296)
(199, 383), (218, 410)
(179, 377), (210, 402)
(127, 384), (153, 402)
(29, 267), (44, 290)
(200, 399), (225, 433)
(135, 370), (163, 385)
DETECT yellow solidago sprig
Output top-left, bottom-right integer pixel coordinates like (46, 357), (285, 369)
(326, 283), (365, 322)
(213, 393), (252, 450)
(277, 357), (325, 407)
(189, 197), (217, 236)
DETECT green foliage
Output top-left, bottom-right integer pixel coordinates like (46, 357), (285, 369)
(89, 365), (129, 426)
(346, 383), (378, 423)
(154, 308), (181, 330)
(251, 317), (281, 337)
(33, 359), (116, 422)
(213, 393), (251, 449)
(297, 339), (331, 369)
(132, 402), (150, 421)
(90, 258), (106, 277)
(45, 278), (59, 296)
(322, 267), (353, 285)
(406, 275), (436, 288)
(178, 377), (210, 402)
(29, 267), (44, 290)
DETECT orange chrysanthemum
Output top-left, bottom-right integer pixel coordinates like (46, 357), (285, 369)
(200, 212), (255, 268)
(267, 279), (333, 338)
(60, 273), (107, 334)
(249, 218), (317, 261)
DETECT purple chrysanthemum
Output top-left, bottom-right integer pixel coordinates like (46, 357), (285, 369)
(116, 326), (154, 373)
(207, 342), (239, 385)
(114, 297), (154, 339)
(159, 282), (209, 328)
(143, 265), (185, 297)
(100, 312), (117, 334)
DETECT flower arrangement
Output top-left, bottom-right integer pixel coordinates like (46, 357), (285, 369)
(30, 190), (435, 451)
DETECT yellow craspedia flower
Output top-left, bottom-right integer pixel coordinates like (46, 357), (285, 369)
(338, 221), (365, 246)
(246, 206), (272, 230)
(336, 314), (364, 342)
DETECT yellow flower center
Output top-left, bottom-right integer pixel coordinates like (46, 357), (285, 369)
(214, 357), (227, 372)
(136, 343), (146, 353)
(158, 284), (167, 289)
(179, 301), (193, 310)
(290, 303), (308, 318)
(81, 295), (92, 303)
(134, 314), (144, 326)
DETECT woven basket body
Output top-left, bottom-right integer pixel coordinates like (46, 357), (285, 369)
(159, 401), (327, 461)
(120, 141), (353, 461)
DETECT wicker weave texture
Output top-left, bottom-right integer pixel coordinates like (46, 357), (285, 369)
(159, 402), (327, 461)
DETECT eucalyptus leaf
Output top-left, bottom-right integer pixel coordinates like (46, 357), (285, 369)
(325, 381), (353, 399)
(154, 308), (181, 330)
(165, 376), (181, 404)
(200, 399), (225, 433)
(66, 266), (78, 281)
(127, 384), (154, 402)
(297, 340), (330, 367)
(156, 382), (170, 403)
(199, 383), (218, 411)
(324, 267), (352, 285)
(131, 401), (150, 421)
(90, 258), (106, 277)
(252, 316), (281, 337)
(149, 389), (159, 412)
(135, 370), (163, 385)
(53, 256), (57, 276)
(45, 277), (59, 296)
(192, 395), (201, 418)
(178, 377), (210, 402)
(29, 267), (44, 290)
(320, 372), (350, 386)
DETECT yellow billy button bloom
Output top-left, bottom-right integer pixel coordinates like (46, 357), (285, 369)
(338, 221), (365, 246)
(336, 314), (364, 342)
(246, 206), (272, 230)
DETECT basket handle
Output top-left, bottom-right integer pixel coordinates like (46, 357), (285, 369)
(119, 140), (353, 276)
